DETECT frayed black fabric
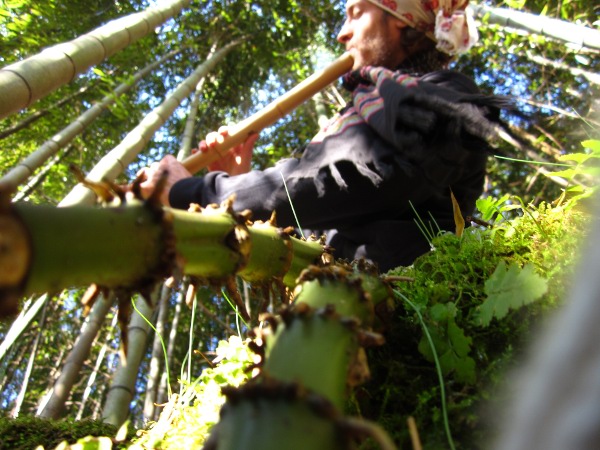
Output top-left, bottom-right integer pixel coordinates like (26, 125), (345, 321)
(286, 67), (506, 197)
(170, 67), (509, 271)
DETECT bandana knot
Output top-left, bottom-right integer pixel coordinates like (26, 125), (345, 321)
(365, 0), (479, 55)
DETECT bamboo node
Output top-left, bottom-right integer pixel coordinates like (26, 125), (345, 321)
(0, 214), (30, 288)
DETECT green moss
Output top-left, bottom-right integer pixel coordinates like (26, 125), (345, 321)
(0, 416), (133, 450)
(353, 202), (589, 449)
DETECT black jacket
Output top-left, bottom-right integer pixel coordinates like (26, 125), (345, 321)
(170, 67), (504, 272)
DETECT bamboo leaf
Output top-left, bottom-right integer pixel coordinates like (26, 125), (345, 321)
(451, 190), (465, 237)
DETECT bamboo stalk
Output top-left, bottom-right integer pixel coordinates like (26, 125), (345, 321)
(38, 293), (114, 419)
(0, 50), (180, 195)
(0, 200), (324, 310)
(204, 264), (397, 450)
(181, 52), (354, 174)
(472, 4), (600, 50)
(0, 0), (192, 120)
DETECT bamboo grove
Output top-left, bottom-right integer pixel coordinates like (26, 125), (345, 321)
(0, 0), (599, 449)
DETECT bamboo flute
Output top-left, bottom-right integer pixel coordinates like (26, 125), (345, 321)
(182, 52), (354, 174)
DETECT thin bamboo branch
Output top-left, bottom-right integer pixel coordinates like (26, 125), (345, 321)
(472, 4), (600, 51)
(35, 347), (67, 415)
(0, 337), (31, 403)
(155, 287), (184, 415)
(75, 309), (119, 420)
(0, 0), (192, 120)
(60, 40), (241, 207)
(143, 285), (171, 422)
(177, 43), (217, 161)
(12, 145), (75, 203)
(196, 299), (237, 336)
(508, 125), (564, 160)
(518, 97), (600, 126)
(177, 82), (205, 160)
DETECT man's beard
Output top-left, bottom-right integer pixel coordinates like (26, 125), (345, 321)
(355, 37), (399, 69)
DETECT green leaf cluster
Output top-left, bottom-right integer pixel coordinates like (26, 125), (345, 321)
(133, 335), (254, 449)
(357, 198), (590, 449)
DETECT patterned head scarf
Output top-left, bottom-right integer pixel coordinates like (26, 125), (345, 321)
(364, 0), (479, 55)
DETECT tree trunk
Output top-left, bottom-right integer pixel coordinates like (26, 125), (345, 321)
(0, 0), (192, 120)
(472, 4), (600, 51)
(38, 293), (113, 419)
(312, 92), (330, 130)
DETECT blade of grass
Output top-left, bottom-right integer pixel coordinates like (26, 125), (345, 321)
(221, 288), (249, 332)
(394, 289), (456, 450)
(131, 297), (172, 398)
(280, 172), (305, 239)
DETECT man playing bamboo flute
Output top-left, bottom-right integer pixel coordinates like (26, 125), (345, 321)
(138, 0), (508, 272)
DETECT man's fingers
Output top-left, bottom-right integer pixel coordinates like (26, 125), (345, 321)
(136, 167), (148, 179)
(206, 131), (226, 147)
(197, 141), (208, 154)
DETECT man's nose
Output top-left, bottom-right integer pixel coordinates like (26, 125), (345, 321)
(337, 22), (352, 44)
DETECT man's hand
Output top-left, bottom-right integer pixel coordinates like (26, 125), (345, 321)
(197, 126), (258, 175)
(136, 155), (192, 206)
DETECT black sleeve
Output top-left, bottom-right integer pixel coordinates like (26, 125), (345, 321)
(169, 154), (438, 230)
(169, 69), (498, 229)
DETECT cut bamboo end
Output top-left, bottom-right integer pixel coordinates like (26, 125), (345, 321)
(0, 215), (30, 287)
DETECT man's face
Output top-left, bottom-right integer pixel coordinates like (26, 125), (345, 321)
(337, 0), (406, 70)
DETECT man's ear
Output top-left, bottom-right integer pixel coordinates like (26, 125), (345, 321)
(390, 16), (408, 31)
